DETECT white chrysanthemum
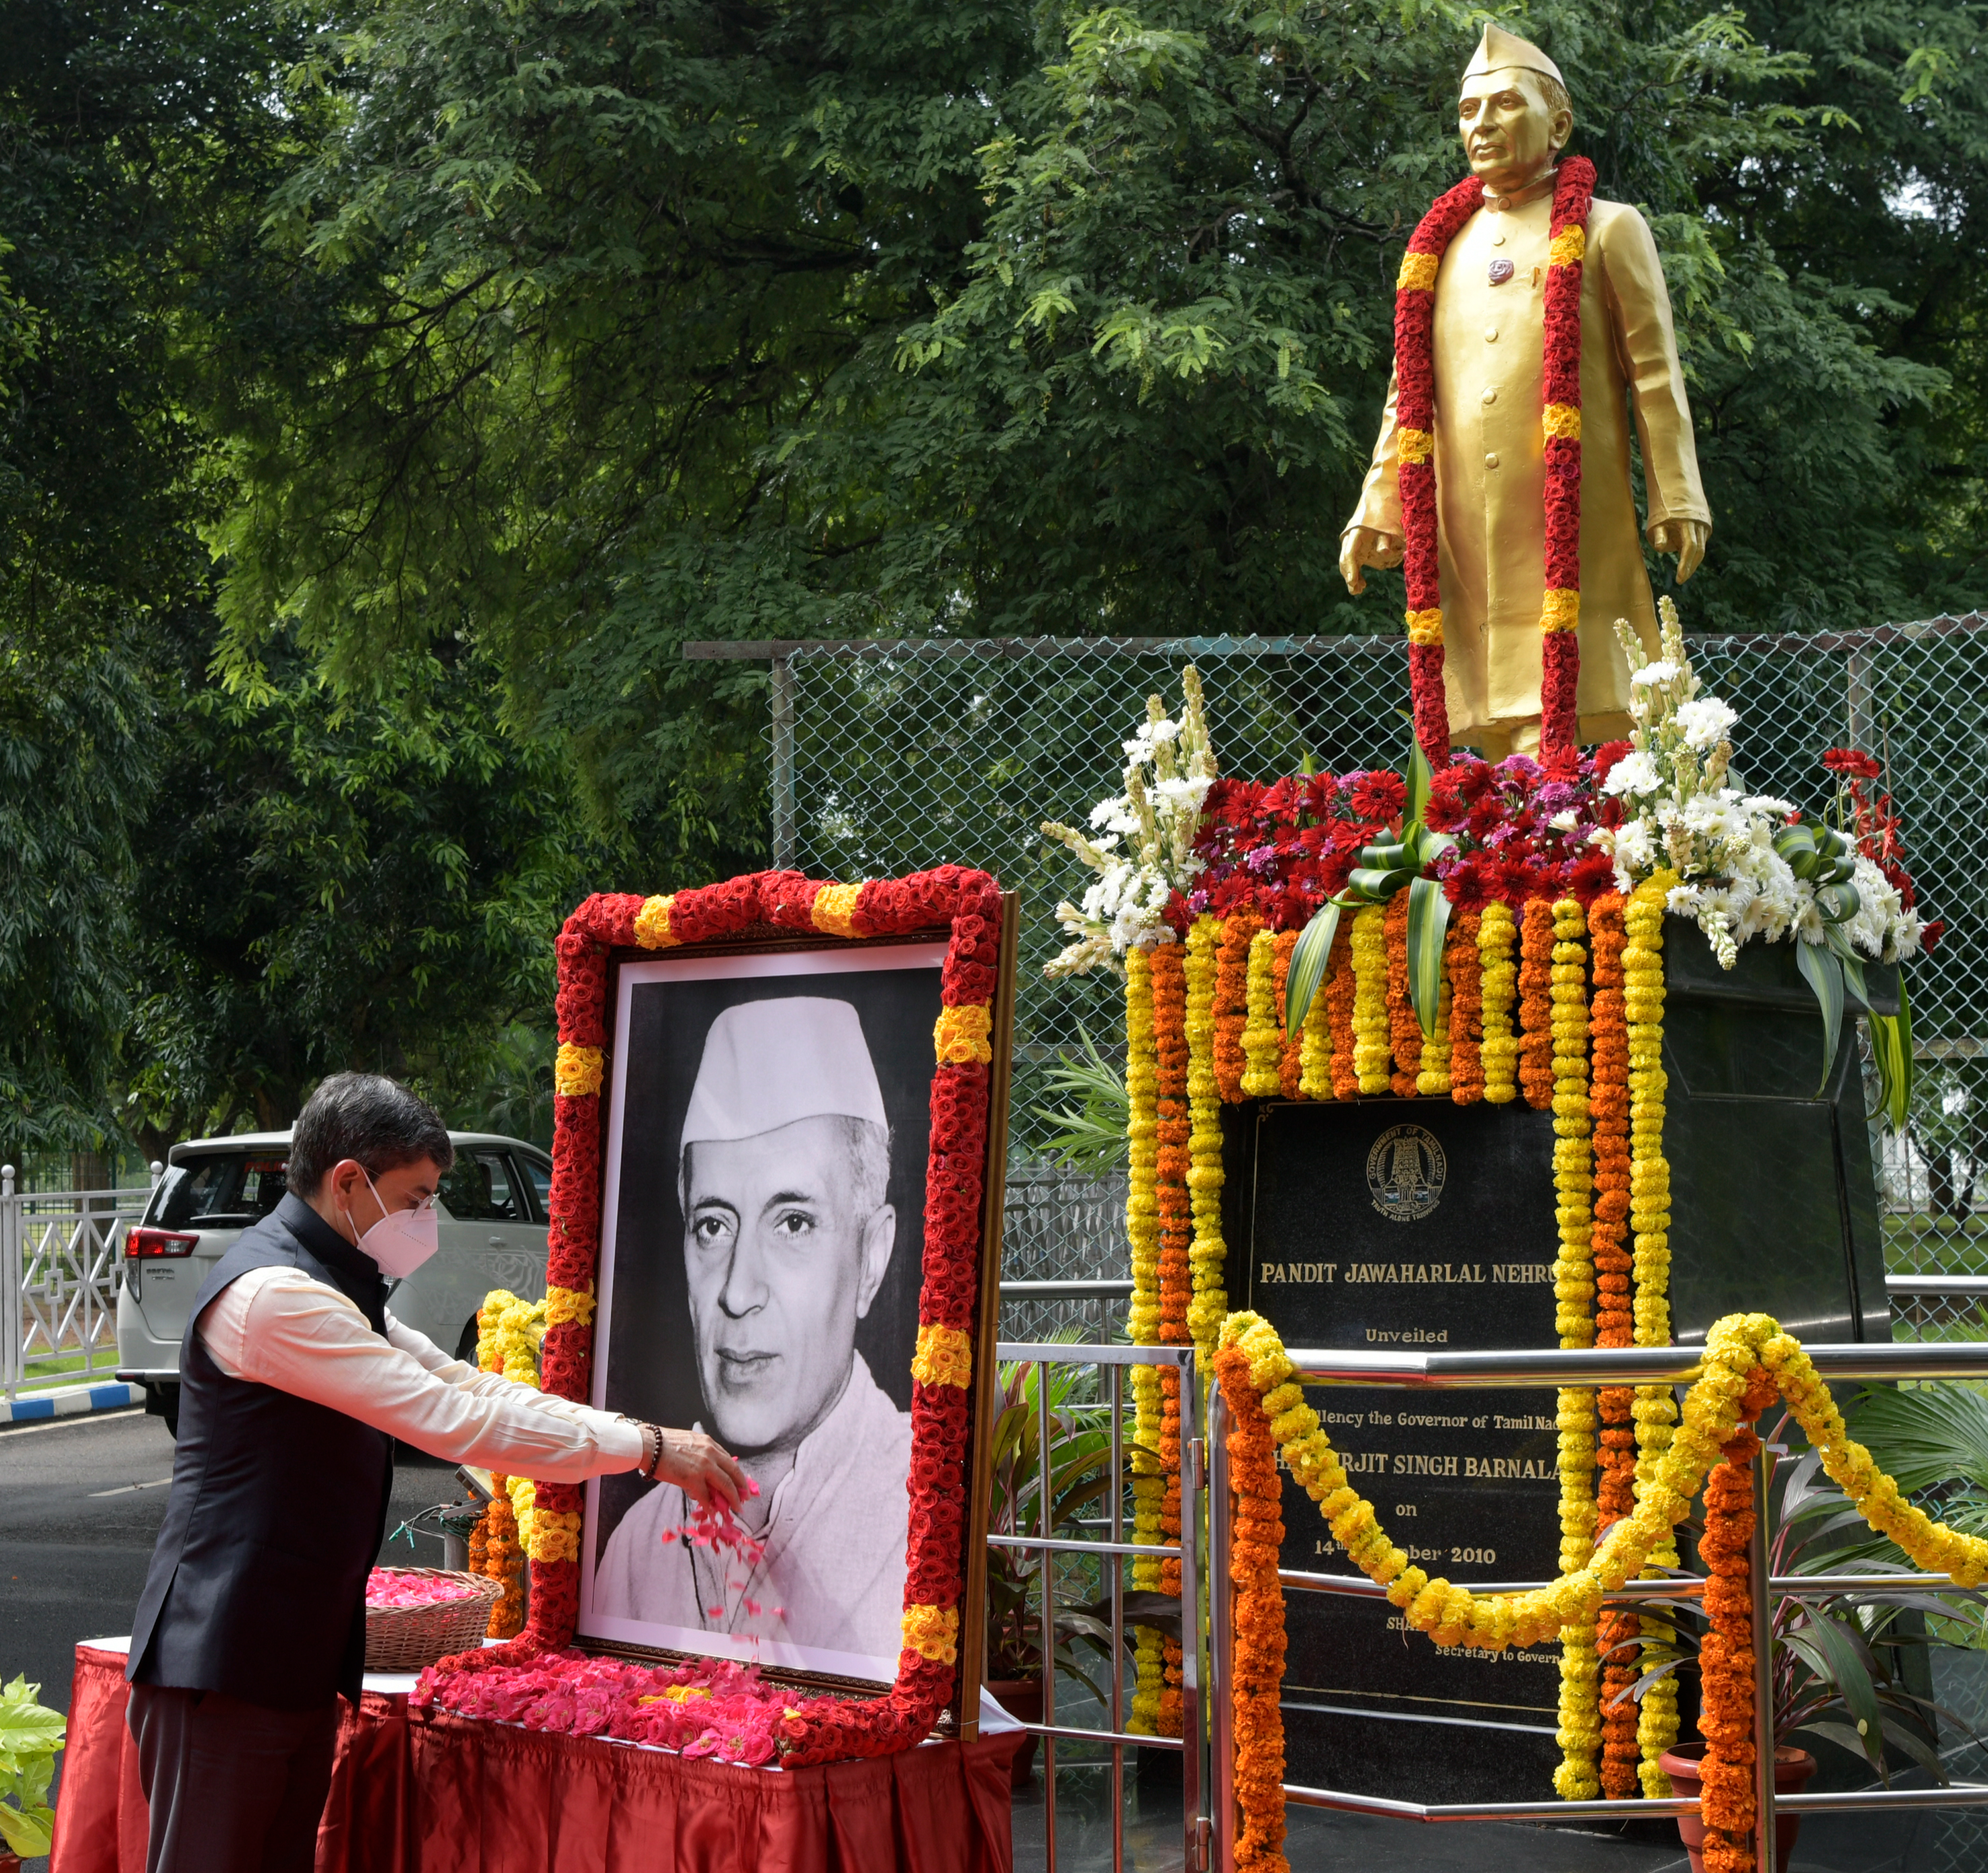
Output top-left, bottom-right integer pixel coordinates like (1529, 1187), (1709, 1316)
(1672, 697), (1738, 752)
(1153, 775), (1210, 813)
(1602, 751), (1661, 797)
(1631, 660), (1680, 689)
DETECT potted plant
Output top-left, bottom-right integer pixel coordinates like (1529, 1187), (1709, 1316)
(0, 1674), (64, 1869)
(984, 1337), (1171, 1785)
(1624, 1431), (1982, 1873)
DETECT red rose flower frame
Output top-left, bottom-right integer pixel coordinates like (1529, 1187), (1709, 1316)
(427, 866), (1017, 1767)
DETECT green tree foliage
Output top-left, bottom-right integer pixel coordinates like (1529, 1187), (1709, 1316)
(121, 625), (596, 1153)
(0, 1), (596, 1151)
(214, 0), (1988, 855)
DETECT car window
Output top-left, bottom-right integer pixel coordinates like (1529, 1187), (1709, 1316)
(440, 1150), (524, 1223)
(155, 1154), (289, 1229)
(518, 1155), (551, 1222)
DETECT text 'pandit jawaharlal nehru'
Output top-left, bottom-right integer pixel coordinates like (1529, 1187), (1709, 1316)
(1340, 24), (1711, 755)
(595, 996), (912, 1660)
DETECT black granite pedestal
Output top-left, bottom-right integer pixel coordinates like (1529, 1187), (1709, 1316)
(1218, 916), (1899, 1806)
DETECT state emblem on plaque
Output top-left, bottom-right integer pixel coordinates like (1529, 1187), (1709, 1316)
(1365, 1122), (1446, 1222)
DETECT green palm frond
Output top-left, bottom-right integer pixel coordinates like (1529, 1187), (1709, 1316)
(1028, 1027), (1128, 1176)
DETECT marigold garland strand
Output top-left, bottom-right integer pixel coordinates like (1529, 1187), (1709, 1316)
(1273, 931), (1303, 1098)
(1214, 1340), (1291, 1873)
(1439, 910), (1481, 1101)
(1214, 912), (1260, 1103)
(1519, 897), (1557, 1110)
(1124, 946), (1166, 1734)
(1241, 930), (1282, 1099)
(1324, 927), (1360, 1101)
(1186, 918), (1231, 1361)
(1350, 910), (1391, 1094)
(1218, 1307), (1988, 1658)
(1625, 874), (1682, 1790)
(1384, 889), (1422, 1096)
(1478, 902), (1519, 1103)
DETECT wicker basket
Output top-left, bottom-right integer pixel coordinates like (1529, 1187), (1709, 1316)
(364, 1568), (504, 1673)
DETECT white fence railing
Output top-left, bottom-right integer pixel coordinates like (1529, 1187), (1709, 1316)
(1, 1167), (158, 1399)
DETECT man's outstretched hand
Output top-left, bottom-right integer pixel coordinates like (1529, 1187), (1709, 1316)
(1340, 526), (1404, 595)
(651, 1427), (747, 1509)
(1648, 518), (1709, 583)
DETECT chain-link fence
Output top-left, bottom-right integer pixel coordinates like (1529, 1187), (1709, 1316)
(691, 618), (1988, 1333)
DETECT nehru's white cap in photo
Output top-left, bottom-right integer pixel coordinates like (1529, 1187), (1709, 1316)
(680, 996), (887, 1152)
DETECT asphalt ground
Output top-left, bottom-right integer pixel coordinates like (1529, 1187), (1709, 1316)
(1, 1409), (1966, 1872)
(0, 1406), (466, 1869)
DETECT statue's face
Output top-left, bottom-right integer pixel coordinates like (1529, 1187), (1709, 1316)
(1458, 71), (1571, 192)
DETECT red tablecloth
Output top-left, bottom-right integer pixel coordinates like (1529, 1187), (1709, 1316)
(51, 1645), (1019, 1873)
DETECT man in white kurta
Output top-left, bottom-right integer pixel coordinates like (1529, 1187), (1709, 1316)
(592, 1351), (911, 1658)
(594, 996), (914, 1664)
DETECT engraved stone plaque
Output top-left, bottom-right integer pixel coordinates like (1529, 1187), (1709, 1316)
(1223, 1096), (1566, 1803)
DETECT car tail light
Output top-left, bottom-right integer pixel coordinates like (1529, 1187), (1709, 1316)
(127, 1227), (199, 1259)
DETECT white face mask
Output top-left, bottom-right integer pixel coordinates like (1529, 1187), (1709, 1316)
(345, 1170), (440, 1279)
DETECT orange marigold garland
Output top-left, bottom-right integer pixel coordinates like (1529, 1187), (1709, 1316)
(1446, 909), (1484, 1104)
(1698, 1381), (1775, 1873)
(1272, 931), (1303, 1099)
(1213, 1338), (1291, 1873)
(1384, 888), (1422, 1096)
(1214, 912), (1261, 1102)
(1518, 897), (1557, 1110)
(1586, 892), (1643, 1795)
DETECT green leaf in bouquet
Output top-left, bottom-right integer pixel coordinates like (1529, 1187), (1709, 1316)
(1793, 940), (1844, 1093)
(1406, 875), (1452, 1040)
(1284, 898), (1343, 1040)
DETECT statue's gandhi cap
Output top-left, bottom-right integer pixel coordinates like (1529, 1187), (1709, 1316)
(681, 996), (885, 1153)
(1462, 23), (1565, 88)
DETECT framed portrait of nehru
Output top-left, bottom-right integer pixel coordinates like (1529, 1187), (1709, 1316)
(580, 937), (965, 1686)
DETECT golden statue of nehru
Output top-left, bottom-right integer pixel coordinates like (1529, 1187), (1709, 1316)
(1340, 26), (1711, 754)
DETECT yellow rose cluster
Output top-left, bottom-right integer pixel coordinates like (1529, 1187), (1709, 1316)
(1350, 907), (1391, 1093)
(1184, 918), (1231, 1359)
(1477, 901), (1519, 1101)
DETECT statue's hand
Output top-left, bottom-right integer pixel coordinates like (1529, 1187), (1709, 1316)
(1339, 526), (1404, 596)
(1648, 518), (1709, 584)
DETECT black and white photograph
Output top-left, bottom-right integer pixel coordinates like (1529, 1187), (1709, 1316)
(578, 940), (950, 1683)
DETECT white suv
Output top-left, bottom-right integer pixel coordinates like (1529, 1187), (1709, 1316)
(116, 1130), (553, 1435)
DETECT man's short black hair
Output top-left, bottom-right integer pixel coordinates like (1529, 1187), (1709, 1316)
(288, 1072), (454, 1196)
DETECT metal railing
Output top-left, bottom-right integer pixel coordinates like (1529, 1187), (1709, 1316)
(994, 1340), (1206, 1873)
(1207, 1340), (1988, 1870)
(2, 1166), (157, 1398)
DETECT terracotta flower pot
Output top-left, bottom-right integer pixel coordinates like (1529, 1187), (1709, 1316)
(1659, 1742), (1818, 1873)
(984, 1677), (1043, 1787)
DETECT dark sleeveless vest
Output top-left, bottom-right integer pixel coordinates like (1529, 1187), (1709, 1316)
(128, 1194), (396, 1708)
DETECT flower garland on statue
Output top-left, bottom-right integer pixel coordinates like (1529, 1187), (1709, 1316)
(424, 865), (1006, 1767)
(1213, 1305), (1988, 1854)
(1392, 158), (1596, 763)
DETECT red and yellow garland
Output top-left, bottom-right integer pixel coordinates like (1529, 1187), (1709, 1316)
(1394, 158), (1597, 761)
(429, 866), (1004, 1766)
